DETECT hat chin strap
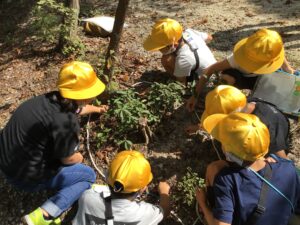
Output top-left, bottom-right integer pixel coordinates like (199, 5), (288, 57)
(162, 37), (180, 55)
(162, 45), (177, 55)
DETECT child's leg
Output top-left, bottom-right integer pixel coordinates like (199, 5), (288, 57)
(161, 54), (176, 75)
(161, 54), (187, 83)
(41, 164), (96, 218)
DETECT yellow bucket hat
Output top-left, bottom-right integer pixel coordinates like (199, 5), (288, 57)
(58, 61), (105, 100)
(203, 113), (270, 162)
(200, 85), (247, 125)
(143, 18), (183, 51)
(107, 150), (153, 193)
(233, 28), (284, 74)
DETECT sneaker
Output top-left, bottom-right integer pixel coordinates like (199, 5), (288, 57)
(23, 208), (61, 225)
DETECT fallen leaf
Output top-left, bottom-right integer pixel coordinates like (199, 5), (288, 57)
(245, 12), (255, 17)
(120, 73), (130, 82)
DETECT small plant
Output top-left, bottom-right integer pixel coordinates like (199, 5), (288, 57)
(102, 89), (159, 148)
(94, 82), (185, 149)
(96, 126), (111, 148)
(116, 139), (133, 150)
(147, 82), (184, 114)
(176, 167), (205, 206)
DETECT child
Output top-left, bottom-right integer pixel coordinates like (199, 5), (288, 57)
(196, 112), (300, 225)
(186, 85), (290, 158)
(143, 18), (216, 84)
(72, 150), (171, 225)
(187, 28), (295, 111)
(0, 61), (108, 225)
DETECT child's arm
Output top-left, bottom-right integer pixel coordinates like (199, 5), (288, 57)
(281, 57), (295, 74)
(158, 181), (171, 218)
(79, 104), (109, 115)
(61, 152), (83, 165)
(186, 59), (231, 112)
(196, 188), (231, 225)
(205, 34), (213, 43)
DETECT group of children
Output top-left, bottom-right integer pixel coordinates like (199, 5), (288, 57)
(0, 18), (299, 225)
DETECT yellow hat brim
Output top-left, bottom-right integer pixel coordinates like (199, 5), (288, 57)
(60, 78), (105, 100)
(200, 110), (209, 127)
(202, 114), (227, 134)
(233, 37), (285, 74)
(143, 35), (167, 51)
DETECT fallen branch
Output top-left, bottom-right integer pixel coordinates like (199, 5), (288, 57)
(139, 117), (150, 145)
(170, 210), (185, 225)
(86, 115), (106, 179)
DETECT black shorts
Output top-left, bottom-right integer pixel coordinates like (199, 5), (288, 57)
(221, 69), (258, 90)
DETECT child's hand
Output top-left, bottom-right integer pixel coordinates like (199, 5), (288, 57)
(196, 187), (207, 208)
(285, 67), (295, 75)
(158, 181), (170, 195)
(98, 105), (109, 113)
(79, 104), (109, 115)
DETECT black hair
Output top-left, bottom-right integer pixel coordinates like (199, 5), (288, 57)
(46, 91), (79, 113)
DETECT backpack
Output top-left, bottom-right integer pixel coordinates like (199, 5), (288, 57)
(252, 70), (300, 118)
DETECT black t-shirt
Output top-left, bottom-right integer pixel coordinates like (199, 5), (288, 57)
(249, 98), (290, 155)
(0, 92), (80, 183)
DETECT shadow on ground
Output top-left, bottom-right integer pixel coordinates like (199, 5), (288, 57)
(211, 22), (300, 52)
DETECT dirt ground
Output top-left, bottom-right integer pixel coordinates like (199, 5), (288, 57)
(0, 0), (299, 224)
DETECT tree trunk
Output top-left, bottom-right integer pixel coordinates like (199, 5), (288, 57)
(103, 0), (130, 85)
(69, 0), (80, 38)
(57, 0), (80, 52)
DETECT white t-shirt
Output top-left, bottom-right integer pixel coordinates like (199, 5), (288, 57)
(174, 29), (216, 78)
(72, 185), (164, 225)
(226, 53), (258, 77)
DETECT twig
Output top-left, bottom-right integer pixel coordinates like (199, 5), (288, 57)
(141, 126), (149, 145)
(170, 210), (185, 225)
(131, 81), (153, 87)
(139, 117), (150, 145)
(145, 124), (155, 139)
(86, 115), (106, 179)
(193, 203), (206, 225)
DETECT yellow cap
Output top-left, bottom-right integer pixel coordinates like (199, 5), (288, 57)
(233, 28), (284, 74)
(143, 18), (183, 51)
(200, 85), (247, 125)
(203, 113), (270, 161)
(58, 61), (105, 100)
(107, 150), (153, 193)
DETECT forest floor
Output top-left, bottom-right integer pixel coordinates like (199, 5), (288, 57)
(0, 0), (299, 224)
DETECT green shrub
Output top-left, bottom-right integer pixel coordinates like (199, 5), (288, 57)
(94, 82), (184, 149)
(147, 82), (184, 114)
(30, 0), (84, 55)
(176, 167), (205, 206)
(104, 89), (158, 148)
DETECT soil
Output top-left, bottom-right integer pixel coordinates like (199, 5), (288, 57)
(0, 0), (299, 225)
